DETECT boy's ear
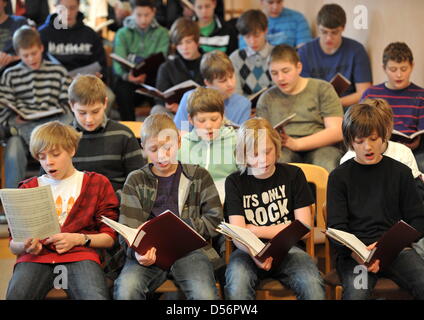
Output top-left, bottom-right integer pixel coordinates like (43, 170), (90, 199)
(188, 115), (194, 125)
(204, 79), (211, 87)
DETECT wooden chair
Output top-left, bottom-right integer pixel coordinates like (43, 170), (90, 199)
(224, 204), (315, 300)
(119, 121), (143, 139)
(322, 205), (413, 300)
(0, 144), (5, 189)
(289, 163), (329, 273)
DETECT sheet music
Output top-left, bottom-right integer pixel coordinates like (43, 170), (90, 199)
(0, 186), (61, 242)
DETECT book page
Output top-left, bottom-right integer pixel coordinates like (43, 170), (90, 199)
(273, 113), (296, 132)
(326, 228), (370, 261)
(0, 186), (61, 242)
(6, 103), (64, 120)
(218, 222), (265, 255)
(100, 216), (138, 245)
(164, 80), (199, 95)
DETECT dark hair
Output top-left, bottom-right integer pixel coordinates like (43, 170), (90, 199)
(317, 4), (346, 28)
(382, 42), (414, 68)
(169, 17), (200, 46)
(269, 44), (300, 65)
(130, 0), (156, 9)
(342, 102), (389, 150)
(236, 9), (268, 35)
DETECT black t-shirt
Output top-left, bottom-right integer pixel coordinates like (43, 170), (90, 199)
(224, 163), (314, 226)
(151, 164), (182, 217)
(327, 156), (424, 255)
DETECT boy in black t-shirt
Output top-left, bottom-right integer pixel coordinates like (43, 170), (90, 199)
(224, 117), (325, 300)
(327, 102), (424, 300)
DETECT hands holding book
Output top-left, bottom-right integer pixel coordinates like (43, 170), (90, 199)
(128, 71), (147, 85)
(351, 242), (380, 273)
(135, 247), (157, 266)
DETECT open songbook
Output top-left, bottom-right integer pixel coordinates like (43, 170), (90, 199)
(101, 210), (208, 270)
(136, 80), (200, 105)
(273, 113), (296, 133)
(217, 220), (310, 267)
(2, 102), (64, 121)
(324, 220), (422, 269)
(0, 186), (61, 242)
(330, 72), (351, 97)
(110, 52), (165, 78)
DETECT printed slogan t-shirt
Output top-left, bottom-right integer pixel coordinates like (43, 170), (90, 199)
(224, 163), (314, 227)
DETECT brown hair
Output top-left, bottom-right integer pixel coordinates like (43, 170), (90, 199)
(30, 121), (82, 160)
(200, 50), (235, 83)
(317, 4), (346, 28)
(382, 42), (414, 68)
(187, 87), (224, 118)
(236, 9), (268, 35)
(13, 25), (43, 52)
(269, 44), (300, 65)
(235, 117), (281, 173)
(68, 75), (107, 106)
(342, 101), (390, 150)
(130, 0), (156, 9)
(169, 17), (200, 46)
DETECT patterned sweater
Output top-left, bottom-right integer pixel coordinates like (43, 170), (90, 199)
(119, 163), (223, 266)
(0, 60), (71, 125)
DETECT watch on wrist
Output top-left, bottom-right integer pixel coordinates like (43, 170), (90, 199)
(83, 234), (91, 247)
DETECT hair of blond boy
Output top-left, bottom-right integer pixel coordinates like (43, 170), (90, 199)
(13, 25), (43, 53)
(68, 75), (107, 106)
(200, 50), (235, 83)
(235, 117), (281, 173)
(362, 98), (393, 139)
(236, 9), (268, 36)
(268, 44), (300, 66)
(317, 4), (346, 28)
(187, 87), (224, 118)
(170, 17), (200, 46)
(140, 113), (179, 147)
(382, 42), (414, 68)
(30, 121), (82, 160)
(342, 102), (389, 150)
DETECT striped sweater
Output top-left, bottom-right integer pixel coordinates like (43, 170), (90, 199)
(361, 82), (424, 134)
(73, 119), (145, 192)
(0, 60), (71, 125)
(119, 162), (223, 266)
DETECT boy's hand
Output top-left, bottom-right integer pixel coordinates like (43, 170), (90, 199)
(365, 242), (380, 273)
(135, 247), (157, 266)
(128, 71), (146, 84)
(45, 233), (83, 254)
(252, 256), (273, 271)
(24, 238), (43, 255)
(282, 134), (300, 151)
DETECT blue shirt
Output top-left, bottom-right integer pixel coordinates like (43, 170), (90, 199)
(174, 89), (251, 131)
(238, 8), (311, 49)
(298, 37), (372, 96)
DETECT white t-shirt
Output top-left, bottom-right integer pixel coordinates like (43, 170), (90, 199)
(38, 170), (84, 225)
(340, 141), (422, 179)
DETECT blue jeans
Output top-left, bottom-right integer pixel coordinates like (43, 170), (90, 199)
(6, 260), (110, 300)
(114, 249), (219, 300)
(279, 145), (343, 173)
(225, 246), (325, 300)
(336, 248), (424, 300)
(5, 112), (74, 188)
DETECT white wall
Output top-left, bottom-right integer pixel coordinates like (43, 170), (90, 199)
(226, 0), (424, 86)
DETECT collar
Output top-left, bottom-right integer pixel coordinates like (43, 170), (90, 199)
(245, 42), (273, 58)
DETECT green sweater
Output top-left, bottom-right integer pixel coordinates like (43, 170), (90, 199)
(179, 126), (238, 183)
(112, 17), (169, 80)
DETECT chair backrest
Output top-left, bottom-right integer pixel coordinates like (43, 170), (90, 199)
(288, 163), (329, 231)
(119, 121), (143, 139)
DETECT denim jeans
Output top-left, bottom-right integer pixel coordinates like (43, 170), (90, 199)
(6, 260), (110, 300)
(113, 249), (219, 300)
(279, 145), (343, 173)
(336, 248), (424, 300)
(224, 246), (325, 300)
(5, 111), (74, 188)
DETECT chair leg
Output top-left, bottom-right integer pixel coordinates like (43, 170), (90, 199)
(335, 286), (343, 300)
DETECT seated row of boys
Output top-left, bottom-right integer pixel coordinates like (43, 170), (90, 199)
(6, 98), (424, 300)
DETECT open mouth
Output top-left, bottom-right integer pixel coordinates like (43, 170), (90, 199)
(365, 152), (374, 160)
